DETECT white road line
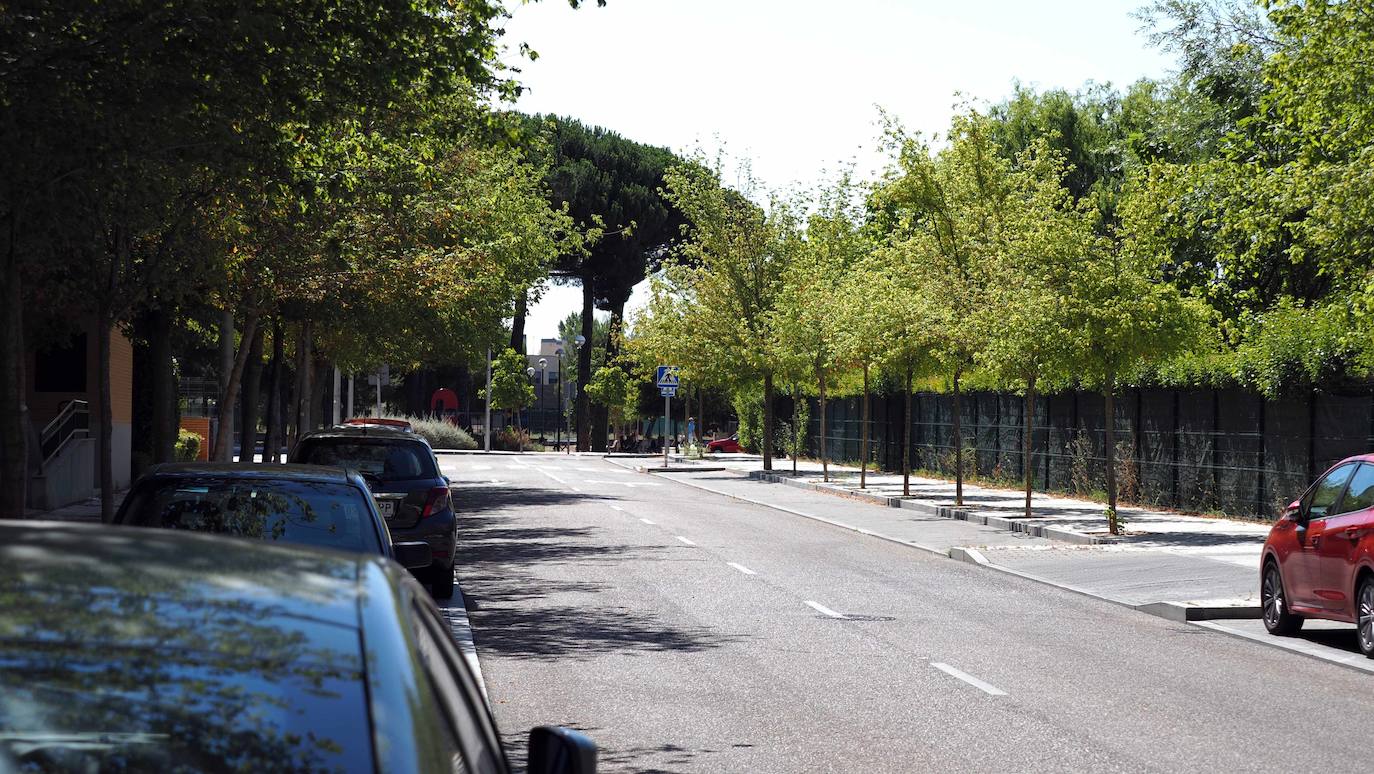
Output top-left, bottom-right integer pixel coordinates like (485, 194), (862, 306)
(675, 536), (697, 546)
(610, 505), (625, 512)
(930, 663), (1007, 696)
(639, 518), (656, 525)
(804, 600), (847, 619)
(727, 562), (757, 576)
(571, 486), (582, 492)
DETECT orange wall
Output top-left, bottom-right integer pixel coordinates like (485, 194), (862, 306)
(109, 329), (133, 424)
(179, 417), (211, 461)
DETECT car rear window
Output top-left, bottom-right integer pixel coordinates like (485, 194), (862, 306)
(296, 440), (438, 481)
(0, 610), (373, 772)
(118, 478), (381, 554)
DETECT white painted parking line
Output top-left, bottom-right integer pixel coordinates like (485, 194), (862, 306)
(804, 600), (846, 619)
(610, 505), (624, 512)
(640, 518), (656, 525)
(930, 663), (1007, 696)
(675, 536), (697, 546)
(727, 562), (757, 576)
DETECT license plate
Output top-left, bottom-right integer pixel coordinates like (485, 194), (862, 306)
(376, 499), (396, 520)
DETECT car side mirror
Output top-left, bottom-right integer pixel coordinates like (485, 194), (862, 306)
(392, 541), (432, 570)
(528, 726), (596, 774)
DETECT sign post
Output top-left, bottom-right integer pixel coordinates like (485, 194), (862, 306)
(656, 366), (680, 468)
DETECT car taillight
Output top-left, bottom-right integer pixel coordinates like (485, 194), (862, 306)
(420, 486), (451, 519)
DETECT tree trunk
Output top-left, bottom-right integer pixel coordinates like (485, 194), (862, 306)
(818, 365), (828, 483)
(211, 314), (260, 463)
(952, 369), (964, 506)
(215, 310), (235, 462)
(148, 308), (176, 464)
(903, 364), (913, 497)
(310, 357), (328, 432)
(238, 326), (264, 464)
(791, 385), (799, 474)
(509, 289), (528, 353)
(762, 372), (774, 472)
(576, 282), (593, 451)
(97, 312), (114, 522)
(1104, 369), (1119, 534)
(291, 321), (313, 448)
(1023, 374), (1037, 519)
(861, 364), (870, 490)
(0, 208), (27, 518)
(263, 319), (284, 464)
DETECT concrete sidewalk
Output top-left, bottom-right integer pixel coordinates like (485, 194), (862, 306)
(23, 490), (126, 522)
(608, 454), (1265, 622)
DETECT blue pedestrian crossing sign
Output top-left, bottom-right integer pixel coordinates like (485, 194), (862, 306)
(656, 365), (680, 388)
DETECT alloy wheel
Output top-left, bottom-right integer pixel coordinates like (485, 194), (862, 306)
(1359, 580), (1374, 655)
(1263, 567), (1284, 629)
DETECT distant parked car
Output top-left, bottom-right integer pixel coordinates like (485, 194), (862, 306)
(290, 425), (458, 598)
(707, 433), (743, 453)
(112, 462), (432, 571)
(0, 522), (596, 773)
(1261, 453), (1374, 656)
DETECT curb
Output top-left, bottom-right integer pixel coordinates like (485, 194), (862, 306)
(1190, 621), (1374, 676)
(641, 466), (727, 474)
(748, 471), (1118, 546)
(437, 583), (490, 706)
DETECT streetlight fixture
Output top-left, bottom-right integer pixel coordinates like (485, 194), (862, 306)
(553, 348), (564, 452)
(537, 357), (548, 442)
(573, 335), (586, 452)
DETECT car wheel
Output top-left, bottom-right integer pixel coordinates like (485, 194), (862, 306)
(1358, 575), (1374, 658)
(431, 560), (455, 600)
(1262, 561), (1302, 636)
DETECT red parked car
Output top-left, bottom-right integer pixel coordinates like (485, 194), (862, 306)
(1261, 453), (1374, 656)
(706, 433), (743, 453)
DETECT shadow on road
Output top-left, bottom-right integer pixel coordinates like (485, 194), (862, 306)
(451, 486), (612, 515)
(457, 507), (743, 662)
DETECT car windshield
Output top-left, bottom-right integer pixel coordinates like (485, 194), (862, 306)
(296, 440), (437, 482)
(118, 478), (381, 554)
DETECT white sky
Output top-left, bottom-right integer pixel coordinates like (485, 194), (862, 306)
(505, 0), (1176, 351)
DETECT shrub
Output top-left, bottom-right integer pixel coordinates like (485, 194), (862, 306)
(376, 414), (477, 450)
(175, 429), (203, 461)
(731, 389), (763, 452)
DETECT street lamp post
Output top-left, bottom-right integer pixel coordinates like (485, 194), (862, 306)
(573, 334), (586, 452)
(537, 357), (548, 443)
(553, 348), (564, 452)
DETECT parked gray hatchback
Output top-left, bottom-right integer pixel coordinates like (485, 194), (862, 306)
(0, 523), (595, 773)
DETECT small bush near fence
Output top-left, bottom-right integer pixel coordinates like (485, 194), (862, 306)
(175, 429), (203, 461)
(382, 415), (477, 450)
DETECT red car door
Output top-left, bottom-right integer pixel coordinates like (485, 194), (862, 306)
(1289, 462), (1358, 609)
(1311, 463), (1374, 616)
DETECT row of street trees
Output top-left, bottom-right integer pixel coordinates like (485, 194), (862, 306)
(1, 1), (598, 519)
(634, 0), (1374, 531)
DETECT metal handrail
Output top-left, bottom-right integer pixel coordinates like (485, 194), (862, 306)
(40, 400), (90, 464)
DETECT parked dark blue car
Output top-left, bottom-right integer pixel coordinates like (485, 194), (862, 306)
(291, 426), (458, 597)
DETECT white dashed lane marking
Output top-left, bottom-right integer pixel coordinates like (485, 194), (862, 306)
(675, 536), (697, 546)
(640, 518), (656, 525)
(931, 663), (1007, 696)
(804, 600), (846, 619)
(727, 562), (757, 576)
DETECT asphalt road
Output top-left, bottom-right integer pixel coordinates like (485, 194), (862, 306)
(445, 454), (1374, 773)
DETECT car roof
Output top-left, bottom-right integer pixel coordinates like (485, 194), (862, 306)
(145, 462), (358, 483)
(302, 426), (432, 445)
(0, 522), (376, 633)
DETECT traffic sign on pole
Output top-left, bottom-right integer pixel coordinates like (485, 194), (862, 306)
(659, 386), (677, 397)
(656, 365), (680, 388)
